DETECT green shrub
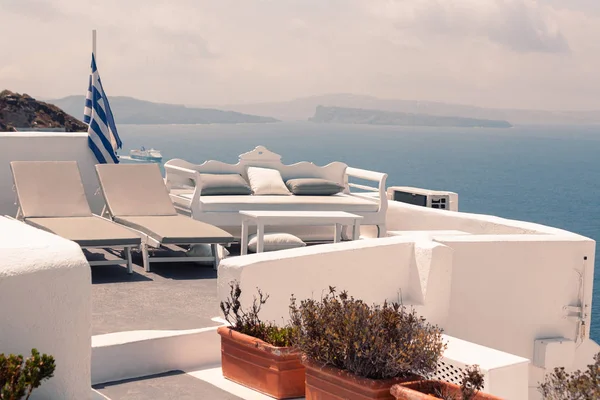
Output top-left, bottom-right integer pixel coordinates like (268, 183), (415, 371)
(289, 286), (446, 380)
(538, 352), (600, 399)
(220, 281), (294, 347)
(0, 348), (55, 400)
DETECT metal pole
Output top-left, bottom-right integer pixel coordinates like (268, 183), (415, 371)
(92, 29), (97, 59)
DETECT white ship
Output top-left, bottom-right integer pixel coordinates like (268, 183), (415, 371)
(129, 146), (162, 162)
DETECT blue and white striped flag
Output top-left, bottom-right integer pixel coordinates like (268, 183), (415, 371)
(84, 53), (122, 163)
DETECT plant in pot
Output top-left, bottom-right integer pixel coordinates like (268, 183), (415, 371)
(289, 286), (446, 400)
(391, 364), (502, 399)
(538, 351), (600, 399)
(218, 281), (304, 399)
(0, 348), (56, 400)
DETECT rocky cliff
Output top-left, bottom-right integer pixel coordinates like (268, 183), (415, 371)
(49, 95), (280, 125)
(0, 90), (87, 132)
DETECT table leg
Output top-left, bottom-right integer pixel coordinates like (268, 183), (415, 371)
(240, 219), (248, 255)
(211, 243), (219, 270)
(353, 220), (361, 240)
(257, 222), (265, 253)
(334, 223), (342, 243)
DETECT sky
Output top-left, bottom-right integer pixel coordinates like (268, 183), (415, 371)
(1, 0), (600, 110)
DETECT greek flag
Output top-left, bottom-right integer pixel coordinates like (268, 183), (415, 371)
(83, 53), (122, 163)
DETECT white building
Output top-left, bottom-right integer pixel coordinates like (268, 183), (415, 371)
(0, 132), (597, 399)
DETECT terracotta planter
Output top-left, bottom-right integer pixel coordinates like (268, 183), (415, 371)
(391, 381), (503, 400)
(217, 326), (305, 399)
(304, 358), (420, 400)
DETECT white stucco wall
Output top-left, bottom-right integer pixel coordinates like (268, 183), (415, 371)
(218, 236), (455, 327)
(438, 234), (596, 361)
(378, 200), (583, 237)
(221, 217), (598, 398)
(0, 218), (91, 399)
(0, 133), (103, 215)
(92, 327), (221, 384)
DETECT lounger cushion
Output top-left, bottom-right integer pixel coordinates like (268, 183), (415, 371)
(96, 164), (177, 217)
(114, 215), (234, 244)
(11, 161), (92, 218)
(285, 178), (345, 196)
(199, 173), (252, 196)
(26, 216), (141, 247)
(246, 167), (291, 196)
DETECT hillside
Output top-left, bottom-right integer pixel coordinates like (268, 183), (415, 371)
(216, 93), (600, 125)
(49, 96), (278, 125)
(0, 90), (87, 132)
(311, 106), (512, 128)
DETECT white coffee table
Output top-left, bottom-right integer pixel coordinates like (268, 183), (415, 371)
(239, 210), (363, 255)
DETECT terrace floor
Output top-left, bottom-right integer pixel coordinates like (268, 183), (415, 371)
(89, 246), (239, 335)
(89, 245), (306, 400)
(93, 371), (243, 400)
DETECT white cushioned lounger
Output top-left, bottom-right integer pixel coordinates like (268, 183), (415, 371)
(95, 163), (234, 272)
(10, 161), (142, 274)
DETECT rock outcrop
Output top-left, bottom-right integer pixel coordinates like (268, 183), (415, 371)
(49, 95), (280, 125)
(0, 90), (87, 132)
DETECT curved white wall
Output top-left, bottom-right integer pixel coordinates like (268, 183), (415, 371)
(0, 133), (103, 215)
(220, 214), (598, 399)
(0, 218), (91, 399)
(378, 200), (584, 237)
(218, 237), (454, 327)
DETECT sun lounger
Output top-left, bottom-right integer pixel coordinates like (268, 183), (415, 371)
(10, 161), (142, 273)
(95, 163), (234, 272)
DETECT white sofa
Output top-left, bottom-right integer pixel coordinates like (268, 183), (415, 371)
(164, 146), (388, 240)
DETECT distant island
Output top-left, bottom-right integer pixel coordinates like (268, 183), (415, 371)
(309, 105), (512, 128)
(48, 95), (279, 125)
(216, 93), (600, 125)
(0, 90), (86, 132)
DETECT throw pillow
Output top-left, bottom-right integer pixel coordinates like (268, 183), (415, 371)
(247, 232), (306, 253)
(185, 243), (230, 265)
(199, 173), (252, 196)
(285, 178), (345, 196)
(246, 167), (291, 195)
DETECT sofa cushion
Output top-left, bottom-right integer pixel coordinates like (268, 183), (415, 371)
(286, 178), (345, 196)
(195, 193), (379, 212)
(246, 167), (291, 195)
(199, 173), (252, 196)
(247, 232), (306, 253)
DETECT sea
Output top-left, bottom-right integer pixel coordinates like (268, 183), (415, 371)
(118, 121), (600, 342)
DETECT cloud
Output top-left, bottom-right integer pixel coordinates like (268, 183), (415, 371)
(1, 0), (599, 110)
(370, 0), (570, 53)
(0, 0), (67, 20)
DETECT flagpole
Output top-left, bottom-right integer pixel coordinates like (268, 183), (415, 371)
(92, 29), (97, 59)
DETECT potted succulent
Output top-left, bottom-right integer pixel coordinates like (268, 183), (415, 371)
(218, 281), (304, 399)
(391, 365), (502, 399)
(289, 286), (446, 400)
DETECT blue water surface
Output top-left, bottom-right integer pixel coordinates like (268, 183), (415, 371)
(119, 122), (600, 341)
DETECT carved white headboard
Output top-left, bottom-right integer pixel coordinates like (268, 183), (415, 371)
(165, 146), (348, 186)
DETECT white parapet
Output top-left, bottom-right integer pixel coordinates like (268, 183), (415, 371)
(91, 327), (222, 385)
(0, 217), (91, 399)
(218, 236), (454, 327)
(220, 223), (598, 399)
(0, 132), (103, 216)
